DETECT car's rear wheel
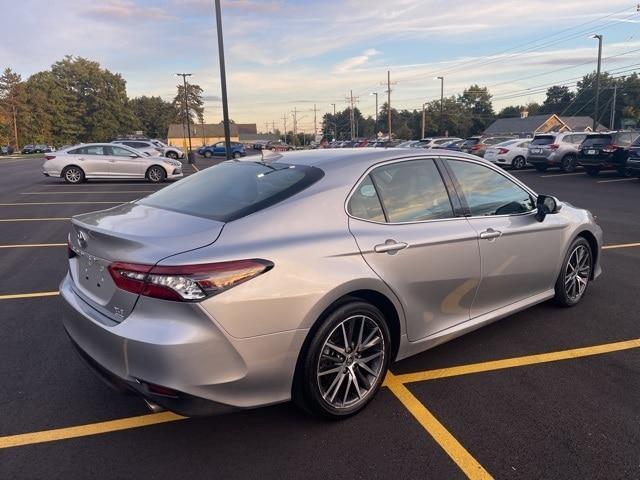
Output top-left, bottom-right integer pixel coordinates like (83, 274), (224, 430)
(585, 166), (600, 177)
(62, 166), (85, 184)
(561, 155), (577, 173)
(146, 166), (166, 183)
(295, 301), (390, 419)
(233, 151), (241, 159)
(166, 151), (178, 160)
(617, 166), (631, 177)
(512, 156), (526, 170)
(204, 151), (212, 158)
(554, 237), (592, 307)
(535, 165), (547, 173)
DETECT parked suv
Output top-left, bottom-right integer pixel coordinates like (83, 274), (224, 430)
(627, 135), (640, 178)
(526, 132), (586, 173)
(198, 141), (246, 158)
(577, 131), (640, 177)
(21, 144), (35, 154)
(460, 136), (515, 157)
(113, 140), (184, 160)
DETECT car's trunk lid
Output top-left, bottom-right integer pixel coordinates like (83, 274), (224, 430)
(68, 202), (224, 322)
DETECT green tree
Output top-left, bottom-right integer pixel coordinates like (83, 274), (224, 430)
(539, 86), (575, 115)
(172, 83), (204, 126)
(458, 85), (494, 135)
(130, 96), (175, 139)
(0, 68), (24, 147)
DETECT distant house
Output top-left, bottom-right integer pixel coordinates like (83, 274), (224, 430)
(166, 122), (261, 148)
(483, 113), (606, 137)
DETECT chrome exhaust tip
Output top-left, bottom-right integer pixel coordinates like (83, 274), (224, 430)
(144, 399), (165, 413)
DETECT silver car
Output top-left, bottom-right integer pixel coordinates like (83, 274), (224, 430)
(42, 143), (183, 183)
(526, 132), (587, 173)
(61, 149), (602, 418)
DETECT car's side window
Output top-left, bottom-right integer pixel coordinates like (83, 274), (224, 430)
(111, 146), (135, 157)
(369, 159), (454, 223)
(347, 176), (386, 222)
(446, 159), (534, 216)
(84, 146), (104, 156)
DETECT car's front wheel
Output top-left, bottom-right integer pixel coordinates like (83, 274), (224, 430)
(62, 166), (85, 184)
(554, 237), (592, 307)
(512, 156), (526, 170)
(561, 155), (577, 173)
(295, 300), (390, 419)
(233, 151), (241, 159)
(204, 151), (212, 158)
(146, 166), (166, 183)
(166, 151), (178, 160)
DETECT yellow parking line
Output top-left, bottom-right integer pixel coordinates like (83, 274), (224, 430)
(539, 172), (585, 178)
(597, 178), (637, 183)
(603, 242), (640, 250)
(0, 202), (125, 206)
(394, 338), (640, 384)
(0, 412), (185, 449)
(0, 243), (65, 249)
(21, 191), (152, 195)
(0, 218), (70, 222)
(384, 372), (492, 479)
(0, 291), (59, 300)
(192, 164), (200, 172)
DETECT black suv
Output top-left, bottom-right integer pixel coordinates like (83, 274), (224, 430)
(578, 131), (640, 176)
(627, 135), (640, 178)
(21, 144), (35, 154)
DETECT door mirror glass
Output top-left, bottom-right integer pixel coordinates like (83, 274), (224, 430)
(535, 195), (560, 222)
(129, 153), (139, 158)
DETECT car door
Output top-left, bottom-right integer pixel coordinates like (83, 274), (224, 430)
(348, 158), (481, 341)
(443, 158), (567, 318)
(213, 142), (225, 155)
(105, 145), (146, 178)
(70, 145), (110, 177)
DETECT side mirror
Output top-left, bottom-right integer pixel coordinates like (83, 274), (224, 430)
(535, 195), (561, 222)
(129, 153), (139, 158)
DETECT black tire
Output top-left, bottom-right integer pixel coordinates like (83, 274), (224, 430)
(535, 165), (548, 173)
(585, 166), (600, 177)
(294, 300), (391, 419)
(146, 166), (166, 183)
(62, 165), (85, 184)
(233, 151), (241, 159)
(166, 151), (178, 160)
(512, 156), (526, 170)
(554, 237), (593, 307)
(560, 155), (577, 173)
(204, 151), (212, 158)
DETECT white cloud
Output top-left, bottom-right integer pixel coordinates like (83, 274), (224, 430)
(334, 48), (381, 73)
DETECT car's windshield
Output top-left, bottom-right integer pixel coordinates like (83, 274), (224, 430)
(139, 161), (324, 222)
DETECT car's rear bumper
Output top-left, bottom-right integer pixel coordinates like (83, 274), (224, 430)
(60, 273), (304, 416)
(578, 154), (620, 168)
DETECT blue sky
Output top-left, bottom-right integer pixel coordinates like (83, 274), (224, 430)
(3, 0), (640, 132)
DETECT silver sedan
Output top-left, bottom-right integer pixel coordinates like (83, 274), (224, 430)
(42, 143), (183, 183)
(61, 149), (602, 418)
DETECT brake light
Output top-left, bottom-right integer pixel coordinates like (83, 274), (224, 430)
(108, 259), (273, 301)
(549, 144), (560, 150)
(471, 144), (481, 151)
(45, 155), (56, 160)
(498, 148), (509, 154)
(602, 144), (618, 153)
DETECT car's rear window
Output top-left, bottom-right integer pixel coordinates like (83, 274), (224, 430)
(462, 138), (480, 147)
(582, 135), (612, 147)
(139, 161), (324, 222)
(531, 136), (555, 145)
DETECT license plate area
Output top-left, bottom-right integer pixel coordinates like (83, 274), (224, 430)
(587, 149), (596, 155)
(75, 253), (115, 303)
(531, 148), (542, 154)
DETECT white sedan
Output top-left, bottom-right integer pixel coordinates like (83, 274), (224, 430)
(484, 138), (532, 169)
(42, 143), (183, 184)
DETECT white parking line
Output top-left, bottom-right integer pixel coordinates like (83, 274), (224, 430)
(539, 172), (585, 178)
(596, 178), (638, 184)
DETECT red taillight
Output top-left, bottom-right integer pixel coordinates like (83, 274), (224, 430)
(548, 144), (560, 150)
(471, 144), (481, 151)
(602, 144), (618, 153)
(45, 155), (56, 160)
(108, 259), (273, 302)
(498, 148), (509, 154)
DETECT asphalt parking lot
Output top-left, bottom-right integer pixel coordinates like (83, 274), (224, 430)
(1, 155), (639, 479)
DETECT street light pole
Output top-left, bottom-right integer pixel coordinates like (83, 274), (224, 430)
(214, 0), (232, 159)
(421, 102), (427, 139)
(176, 73), (193, 163)
(436, 76), (444, 136)
(591, 34), (603, 131)
(370, 92), (378, 134)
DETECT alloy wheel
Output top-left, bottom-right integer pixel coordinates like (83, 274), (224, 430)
(148, 167), (162, 182)
(316, 315), (385, 409)
(65, 168), (81, 183)
(564, 244), (591, 301)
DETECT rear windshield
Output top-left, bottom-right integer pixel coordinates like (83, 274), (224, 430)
(531, 136), (555, 145)
(582, 135), (612, 147)
(139, 161), (324, 222)
(462, 138), (480, 147)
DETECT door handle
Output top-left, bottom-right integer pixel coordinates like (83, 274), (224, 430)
(479, 228), (502, 240)
(374, 240), (408, 254)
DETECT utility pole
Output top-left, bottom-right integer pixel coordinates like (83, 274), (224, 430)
(331, 103), (336, 115)
(313, 103), (318, 138)
(370, 92), (378, 135)
(592, 34), (603, 131)
(176, 73), (193, 162)
(380, 71), (396, 140)
(214, 0), (232, 159)
(291, 107), (298, 146)
(437, 76), (444, 135)
(12, 106), (18, 150)
(271, 121), (276, 134)
(282, 115), (288, 143)
(610, 83), (617, 130)
(345, 90), (359, 140)
(265, 122), (269, 133)
(421, 102), (428, 139)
